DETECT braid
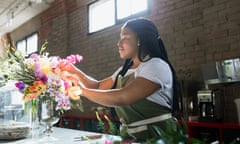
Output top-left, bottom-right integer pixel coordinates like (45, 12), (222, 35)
(157, 38), (180, 116)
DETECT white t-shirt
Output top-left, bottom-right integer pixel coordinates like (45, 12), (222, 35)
(111, 58), (173, 109)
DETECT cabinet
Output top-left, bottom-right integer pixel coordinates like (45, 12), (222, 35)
(187, 121), (240, 144)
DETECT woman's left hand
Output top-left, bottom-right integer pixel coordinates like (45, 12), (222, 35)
(60, 71), (79, 86)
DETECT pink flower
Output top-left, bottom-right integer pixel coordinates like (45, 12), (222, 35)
(66, 54), (83, 64)
(105, 141), (112, 144)
(30, 54), (40, 61)
(121, 142), (133, 144)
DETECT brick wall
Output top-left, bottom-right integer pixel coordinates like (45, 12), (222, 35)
(10, 0), (240, 121)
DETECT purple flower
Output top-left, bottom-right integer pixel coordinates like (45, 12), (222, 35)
(40, 74), (48, 83)
(15, 82), (25, 93)
(56, 98), (71, 110)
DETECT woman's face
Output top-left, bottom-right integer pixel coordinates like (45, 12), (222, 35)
(117, 27), (138, 60)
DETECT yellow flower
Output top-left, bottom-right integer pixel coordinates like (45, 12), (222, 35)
(67, 86), (82, 100)
(40, 58), (52, 74)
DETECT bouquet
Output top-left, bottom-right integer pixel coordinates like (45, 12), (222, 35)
(0, 41), (84, 113)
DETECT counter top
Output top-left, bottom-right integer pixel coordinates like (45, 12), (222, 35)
(0, 127), (122, 144)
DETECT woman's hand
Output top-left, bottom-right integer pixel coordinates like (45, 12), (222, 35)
(59, 62), (76, 73)
(61, 71), (79, 86)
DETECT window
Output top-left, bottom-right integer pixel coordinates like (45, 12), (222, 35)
(88, 0), (115, 33)
(88, 0), (148, 33)
(116, 0), (148, 19)
(16, 33), (38, 57)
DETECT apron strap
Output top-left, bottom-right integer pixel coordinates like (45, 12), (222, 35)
(123, 113), (172, 134)
(128, 113), (172, 127)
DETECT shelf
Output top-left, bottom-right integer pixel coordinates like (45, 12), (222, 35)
(186, 120), (240, 144)
(187, 120), (240, 129)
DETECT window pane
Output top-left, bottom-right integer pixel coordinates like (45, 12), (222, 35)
(89, 0), (115, 33)
(26, 33), (38, 55)
(16, 40), (26, 56)
(117, 0), (148, 19)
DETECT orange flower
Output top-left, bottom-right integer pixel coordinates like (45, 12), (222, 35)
(33, 81), (46, 92)
(24, 93), (41, 101)
(23, 81), (47, 101)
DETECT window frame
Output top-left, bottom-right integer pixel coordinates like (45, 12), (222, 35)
(16, 32), (38, 57)
(87, 0), (149, 34)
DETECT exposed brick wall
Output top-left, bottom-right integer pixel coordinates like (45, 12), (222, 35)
(10, 0), (240, 120)
(38, 0), (70, 56)
(150, 0), (240, 79)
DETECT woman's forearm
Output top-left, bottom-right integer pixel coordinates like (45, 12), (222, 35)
(82, 88), (126, 107)
(80, 77), (160, 107)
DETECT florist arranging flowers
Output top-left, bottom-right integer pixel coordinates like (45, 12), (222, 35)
(59, 17), (181, 143)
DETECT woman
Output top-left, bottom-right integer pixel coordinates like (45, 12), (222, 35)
(61, 17), (179, 142)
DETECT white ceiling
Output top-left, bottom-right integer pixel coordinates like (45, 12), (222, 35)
(0, 0), (54, 36)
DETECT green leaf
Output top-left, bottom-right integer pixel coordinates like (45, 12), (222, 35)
(40, 40), (48, 55)
(70, 99), (84, 112)
(149, 118), (203, 144)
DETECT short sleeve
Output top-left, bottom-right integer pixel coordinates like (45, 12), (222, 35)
(135, 58), (172, 88)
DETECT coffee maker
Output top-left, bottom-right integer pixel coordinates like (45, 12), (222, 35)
(197, 90), (216, 122)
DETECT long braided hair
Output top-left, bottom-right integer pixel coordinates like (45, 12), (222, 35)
(113, 18), (180, 115)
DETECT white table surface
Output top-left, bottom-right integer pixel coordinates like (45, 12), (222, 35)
(0, 127), (122, 144)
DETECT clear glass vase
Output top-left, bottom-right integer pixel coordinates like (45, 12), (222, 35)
(38, 100), (59, 137)
(24, 99), (40, 139)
